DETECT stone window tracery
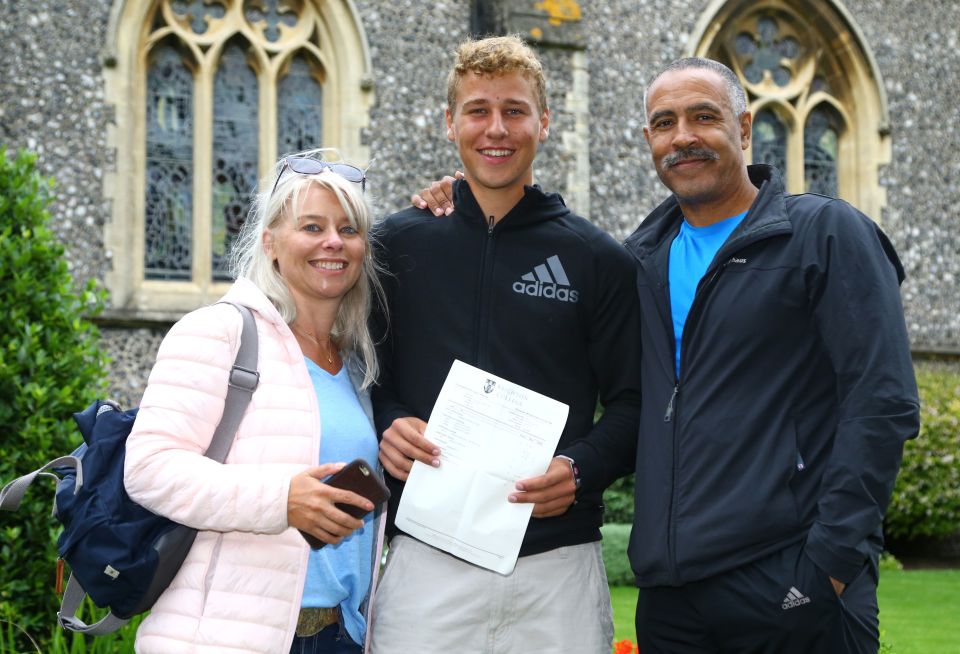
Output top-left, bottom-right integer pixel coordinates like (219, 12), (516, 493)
(692, 0), (890, 220)
(726, 10), (845, 196)
(104, 0), (373, 319)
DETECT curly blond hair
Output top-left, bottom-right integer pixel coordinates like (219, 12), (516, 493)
(446, 35), (548, 115)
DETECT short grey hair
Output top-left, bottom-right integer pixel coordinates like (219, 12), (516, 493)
(231, 148), (384, 389)
(643, 57), (748, 123)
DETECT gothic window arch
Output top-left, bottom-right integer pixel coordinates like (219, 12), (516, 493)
(751, 103), (791, 174)
(103, 0), (373, 319)
(689, 0), (890, 220)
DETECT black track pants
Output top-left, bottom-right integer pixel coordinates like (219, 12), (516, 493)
(635, 542), (880, 654)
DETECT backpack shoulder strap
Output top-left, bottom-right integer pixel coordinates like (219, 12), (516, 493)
(0, 455), (83, 513)
(58, 574), (130, 635)
(204, 302), (259, 462)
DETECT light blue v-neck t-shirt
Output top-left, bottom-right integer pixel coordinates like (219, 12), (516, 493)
(668, 210), (747, 379)
(301, 358), (379, 645)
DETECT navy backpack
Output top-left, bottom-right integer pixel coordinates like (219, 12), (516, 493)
(0, 302), (259, 635)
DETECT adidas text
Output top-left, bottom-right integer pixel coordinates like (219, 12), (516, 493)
(781, 587), (810, 610)
(512, 281), (579, 303)
(513, 255), (579, 303)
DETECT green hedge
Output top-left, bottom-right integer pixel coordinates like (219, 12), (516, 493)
(885, 360), (960, 540)
(601, 523), (635, 586)
(0, 148), (109, 645)
(603, 474), (634, 525)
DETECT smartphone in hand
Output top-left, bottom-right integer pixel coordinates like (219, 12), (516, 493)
(300, 459), (390, 549)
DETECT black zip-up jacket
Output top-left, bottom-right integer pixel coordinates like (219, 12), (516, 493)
(372, 180), (642, 556)
(623, 165), (920, 587)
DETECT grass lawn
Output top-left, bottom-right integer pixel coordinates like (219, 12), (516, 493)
(878, 568), (960, 654)
(610, 568), (960, 653)
(610, 585), (638, 643)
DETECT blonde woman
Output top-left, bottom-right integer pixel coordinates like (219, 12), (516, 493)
(124, 149), (385, 653)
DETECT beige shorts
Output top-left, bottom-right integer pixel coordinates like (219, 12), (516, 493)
(370, 535), (613, 654)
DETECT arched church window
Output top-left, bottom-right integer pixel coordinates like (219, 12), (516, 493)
(752, 108), (787, 174)
(727, 13), (847, 200)
(691, 0), (889, 220)
(804, 104), (842, 196)
(104, 0), (373, 317)
(278, 55), (324, 156)
(145, 43), (194, 281)
(211, 41), (259, 281)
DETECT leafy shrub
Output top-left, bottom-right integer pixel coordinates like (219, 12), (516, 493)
(0, 148), (109, 643)
(885, 361), (960, 540)
(601, 522), (635, 586)
(879, 551), (904, 573)
(603, 474), (634, 525)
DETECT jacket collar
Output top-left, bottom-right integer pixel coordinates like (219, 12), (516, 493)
(220, 278), (372, 402)
(220, 278), (286, 328)
(625, 164), (792, 258)
(452, 178), (570, 228)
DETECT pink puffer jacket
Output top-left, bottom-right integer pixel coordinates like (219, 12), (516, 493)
(124, 279), (381, 653)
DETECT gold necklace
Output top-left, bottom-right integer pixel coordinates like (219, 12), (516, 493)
(292, 325), (336, 364)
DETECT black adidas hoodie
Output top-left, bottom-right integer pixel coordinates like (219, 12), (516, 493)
(372, 180), (642, 556)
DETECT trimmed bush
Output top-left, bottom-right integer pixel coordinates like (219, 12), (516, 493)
(885, 361), (960, 541)
(601, 522), (635, 586)
(0, 148), (109, 643)
(603, 474), (634, 525)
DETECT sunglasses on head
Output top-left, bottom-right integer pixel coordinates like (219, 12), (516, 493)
(270, 157), (367, 197)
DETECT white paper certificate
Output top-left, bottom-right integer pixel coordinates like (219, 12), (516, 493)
(395, 360), (569, 574)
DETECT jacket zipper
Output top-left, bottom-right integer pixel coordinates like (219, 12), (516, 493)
(668, 383), (680, 581)
(473, 215), (497, 365)
(662, 258), (730, 583)
(663, 385), (678, 422)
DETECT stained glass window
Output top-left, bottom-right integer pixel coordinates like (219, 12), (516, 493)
(752, 109), (787, 173)
(696, 1), (887, 217)
(804, 105), (842, 196)
(171, 0), (227, 34)
(211, 43), (259, 281)
(128, 0), (368, 312)
(735, 16), (799, 87)
(245, 0), (298, 43)
(145, 44), (194, 280)
(278, 56), (323, 155)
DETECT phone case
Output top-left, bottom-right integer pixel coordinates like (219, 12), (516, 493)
(300, 459), (390, 549)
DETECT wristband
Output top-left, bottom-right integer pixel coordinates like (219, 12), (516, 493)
(556, 455), (581, 490)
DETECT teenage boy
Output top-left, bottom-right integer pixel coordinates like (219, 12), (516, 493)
(369, 35), (642, 653)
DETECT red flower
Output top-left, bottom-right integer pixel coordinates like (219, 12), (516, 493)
(613, 639), (638, 654)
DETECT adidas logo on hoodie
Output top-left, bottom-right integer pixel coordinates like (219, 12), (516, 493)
(512, 255), (579, 303)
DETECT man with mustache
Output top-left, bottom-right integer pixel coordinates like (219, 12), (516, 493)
(414, 56), (920, 654)
(623, 57), (919, 653)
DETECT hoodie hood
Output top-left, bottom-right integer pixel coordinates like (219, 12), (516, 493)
(452, 178), (570, 229)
